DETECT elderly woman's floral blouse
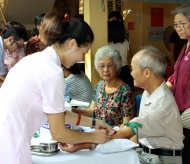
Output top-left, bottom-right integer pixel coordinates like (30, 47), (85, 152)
(92, 81), (136, 126)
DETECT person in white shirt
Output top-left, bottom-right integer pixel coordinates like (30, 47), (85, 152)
(112, 45), (184, 164)
(0, 11), (113, 164)
(108, 20), (133, 88)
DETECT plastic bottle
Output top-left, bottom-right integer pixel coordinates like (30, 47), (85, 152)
(64, 85), (70, 102)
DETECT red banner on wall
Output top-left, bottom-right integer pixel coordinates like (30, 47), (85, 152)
(151, 8), (163, 27)
(128, 22), (134, 30)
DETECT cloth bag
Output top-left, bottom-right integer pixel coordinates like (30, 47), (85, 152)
(181, 108), (190, 129)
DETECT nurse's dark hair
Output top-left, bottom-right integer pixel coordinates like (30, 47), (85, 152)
(1, 20), (28, 41)
(62, 63), (81, 74)
(40, 11), (94, 46)
(171, 4), (190, 21)
(139, 45), (167, 78)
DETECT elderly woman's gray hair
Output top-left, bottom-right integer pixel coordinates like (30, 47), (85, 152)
(139, 45), (167, 78)
(94, 45), (122, 74)
(171, 4), (190, 21)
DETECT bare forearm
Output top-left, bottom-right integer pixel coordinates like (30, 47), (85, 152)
(78, 142), (92, 149)
(48, 112), (112, 145)
(65, 110), (92, 127)
(72, 108), (92, 117)
(112, 126), (134, 139)
(59, 142), (94, 153)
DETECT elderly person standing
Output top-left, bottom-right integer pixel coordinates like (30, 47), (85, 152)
(72, 45), (136, 127)
(166, 5), (190, 164)
(111, 45), (184, 164)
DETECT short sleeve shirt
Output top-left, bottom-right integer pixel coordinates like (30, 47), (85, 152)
(0, 47), (66, 163)
(130, 82), (184, 149)
(92, 81), (136, 126)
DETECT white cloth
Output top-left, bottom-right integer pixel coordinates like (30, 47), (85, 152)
(0, 47), (66, 164)
(0, 36), (6, 75)
(95, 139), (139, 154)
(109, 39), (130, 66)
(131, 82), (184, 150)
(32, 149), (140, 164)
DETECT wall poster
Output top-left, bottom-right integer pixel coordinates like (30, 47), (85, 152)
(151, 8), (163, 27)
(149, 27), (165, 41)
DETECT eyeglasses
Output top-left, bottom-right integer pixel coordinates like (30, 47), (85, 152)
(14, 40), (21, 48)
(99, 63), (115, 70)
(173, 22), (189, 30)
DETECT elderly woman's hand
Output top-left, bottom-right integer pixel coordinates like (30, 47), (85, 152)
(59, 142), (91, 153)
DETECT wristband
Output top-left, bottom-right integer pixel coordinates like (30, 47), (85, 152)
(89, 143), (96, 150)
(76, 114), (81, 126)
(91, 118), (96, 129)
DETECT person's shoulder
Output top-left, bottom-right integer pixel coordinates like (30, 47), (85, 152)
(120, 82), (132, 92)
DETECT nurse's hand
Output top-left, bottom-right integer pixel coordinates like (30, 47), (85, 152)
(92, 129), (112, 144)
(95, 119), (115, 135)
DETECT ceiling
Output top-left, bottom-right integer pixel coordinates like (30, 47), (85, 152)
(129, 0), (190, 3)
(4, 0), (56, 30)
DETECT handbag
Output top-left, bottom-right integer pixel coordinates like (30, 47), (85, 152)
(181, 108), (190, 129)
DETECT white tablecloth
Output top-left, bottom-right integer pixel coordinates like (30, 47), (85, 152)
(32, 149), (140, 164)
(32, 126), (140, 164)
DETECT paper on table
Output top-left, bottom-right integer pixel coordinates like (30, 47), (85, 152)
(65, 101), (71, 111)
(70, 99), (89, 107)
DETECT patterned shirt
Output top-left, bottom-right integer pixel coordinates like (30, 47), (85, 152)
(26, 35), (47, 55)
(4, 47), (26, 72)
(65, 71), (94, 107)
(92, 81), (136, 126)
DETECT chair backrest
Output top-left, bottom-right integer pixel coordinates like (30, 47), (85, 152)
(135, 94), (142, 112)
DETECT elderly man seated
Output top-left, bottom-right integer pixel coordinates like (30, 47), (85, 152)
(112, 45), (184, 164)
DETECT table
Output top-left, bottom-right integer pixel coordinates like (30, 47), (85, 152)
(32, 126), (140, 164)
(32, 149), (140, 164)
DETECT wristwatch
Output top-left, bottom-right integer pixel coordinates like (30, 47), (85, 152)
(91, 110), (96, 129)
(91, 117), (96, 129)
(89, 143), (96, 150)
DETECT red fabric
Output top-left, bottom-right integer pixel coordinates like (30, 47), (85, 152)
(169, 45), (190, 111)
(26, 35), (47, 55)
(165, 65), (174, 81)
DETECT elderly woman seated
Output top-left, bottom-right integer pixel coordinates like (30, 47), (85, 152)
(61, 45), (136, 152)
(72, 45), (136, 127)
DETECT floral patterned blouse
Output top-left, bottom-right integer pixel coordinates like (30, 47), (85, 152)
(92, 81), (136, 126)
